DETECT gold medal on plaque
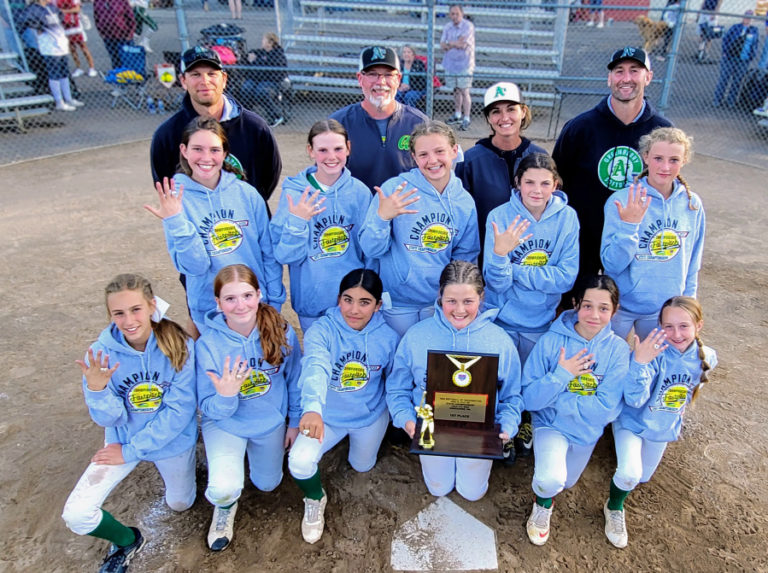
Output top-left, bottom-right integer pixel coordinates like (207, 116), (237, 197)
(445, 354), (482, 387)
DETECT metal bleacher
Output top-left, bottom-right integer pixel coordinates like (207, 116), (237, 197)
(282, 0), (568, 111)
(0, 52), (53, 131)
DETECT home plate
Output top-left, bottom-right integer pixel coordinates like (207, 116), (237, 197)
(391, 496), (497, 571)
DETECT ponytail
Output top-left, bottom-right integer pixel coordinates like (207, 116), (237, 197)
(690, 334), (712, 403)
(152, 319), (190, 372)
(676, 173), (699, 211)
(256, 304), (291, 365)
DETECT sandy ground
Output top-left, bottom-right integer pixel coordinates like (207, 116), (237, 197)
(1, 134), (767, 572)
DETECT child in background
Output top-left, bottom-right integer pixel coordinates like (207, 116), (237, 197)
(601, 127), (704, 340)
(387, 260), (523, 501)
(196, 264), (301, 552)
(56, 0), (97, 77)
(603, 296), (716, 548)
(359, 121), (480, 337)
(270, 120), (372, 332)
(288, 269), (399, 544)
(522, 275), (629, 546)
(63, 274), (197, 573)
(145, 117), (284, 334)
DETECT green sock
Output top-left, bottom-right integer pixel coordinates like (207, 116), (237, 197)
(607, 479), (631, 511)
(535, 495), (553, 509)
(294, 470), (324, 501)
(88, 510), (135, 547)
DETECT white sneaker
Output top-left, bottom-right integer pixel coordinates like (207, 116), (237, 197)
(140, 37), (153, 53)
(207, 502), (238, 551)
(526, 501), (552, 545)
(55, 102), (76, 111)
(603, 501), (628, 548)
(596, 21), (604, 28)
(72, 68), (85, 78)
(586, 20), (594, 26)
(67, 99), (85, 107)
(88, 68), (99, 77)
(301, 491), (327, 544)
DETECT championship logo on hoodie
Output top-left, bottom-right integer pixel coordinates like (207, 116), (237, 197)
(636, 218), (687, 261)
(198, 209), (249, 256)
(405, 213), (455, 253)
(120, 371), (167, 413)
(311, 214), (354, 261)
(598, 146), (644, 190)
(511, 238), (552, 267)
(649, 372), (694, 412)
(331, 350), (382, 392)
(238, 366), (279, 399)
(567, 365), (603, 396)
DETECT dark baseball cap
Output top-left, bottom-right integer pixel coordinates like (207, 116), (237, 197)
(359, 46), (400, 72)
(607, 46), (651, 70)
(181, 46), (223, 73)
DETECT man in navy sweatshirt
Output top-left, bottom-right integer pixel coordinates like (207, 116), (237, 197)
(330, 46), (428, 192)
(552, 47), (672, 287)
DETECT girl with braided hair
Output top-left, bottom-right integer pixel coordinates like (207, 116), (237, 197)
(600, 127), (705, 340)
(603, 296), (716, 548)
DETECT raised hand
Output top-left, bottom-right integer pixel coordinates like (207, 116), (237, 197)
(633, 328), (668, 364)
(286, 185), (326, 221)
(614, 182), (651, 224)
(298, 411), (325, 442)
(76, 348), (119, 392)
(205, 355), (252, 398)
(375, 182), (420, 221)
(144, 177), (184, 220)
(91, 442), (125, 465)
(491, 216), (533, 256)
(558, 347), (594, 378)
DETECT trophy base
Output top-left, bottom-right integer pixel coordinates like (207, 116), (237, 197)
(409, 421), (503, 459)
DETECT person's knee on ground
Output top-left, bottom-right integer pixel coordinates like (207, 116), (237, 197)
(249, 469), (282, 492)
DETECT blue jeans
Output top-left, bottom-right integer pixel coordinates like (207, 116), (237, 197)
(396, 88), (425, 109)
(714, 57), (749, 106)
(243, 79), (282, 121)
(102, 38), (132, 70)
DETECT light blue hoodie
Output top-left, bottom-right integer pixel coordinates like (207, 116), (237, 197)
(522, 310), (630, 446)
(386, 303), (523, 437)
(484, 189), (580, 333)
(615, 342), (717, 443)
(269, 166), (372, 319)
(196, 310), (302, 438)
(359, 168), (480, 308)
(299, 306), (399, 428)
(162, 171), (285, 329)
(601, 176), (706, 315)
(83, 325), (197, 463)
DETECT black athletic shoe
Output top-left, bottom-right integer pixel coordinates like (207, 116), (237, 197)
(502, 439), (517, 466)
(445, 116), (462, 125)
(99, 527), (145, 573)
(514, 420), (534, 458)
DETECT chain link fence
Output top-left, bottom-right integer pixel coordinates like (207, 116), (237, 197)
(1, 0), (766, 167)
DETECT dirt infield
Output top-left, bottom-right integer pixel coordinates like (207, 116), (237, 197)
(1, 135), (766, 572)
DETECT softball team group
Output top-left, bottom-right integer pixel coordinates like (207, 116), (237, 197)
(62, 87), (717, 572)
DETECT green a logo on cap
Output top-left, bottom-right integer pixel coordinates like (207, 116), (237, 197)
(495, 86), (506, 98)
(372, 47), (386, 60)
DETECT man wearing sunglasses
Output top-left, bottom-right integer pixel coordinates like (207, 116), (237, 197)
(330, 46), (428, 192)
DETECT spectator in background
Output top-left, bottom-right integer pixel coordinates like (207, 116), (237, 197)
(713, 10), (759, 108)
(656, 0), (680, 61)
(396, 44), (426, 109)
(587, 0), (605, 28)
(330, 46), (428, 192)
(21, 0), (84, 111)
(56, 0), (97, 77)
(696, 0), (720, 63)
(93, 0), (135, 70)
(242, 32), (288, 127)
(440, 4), (475, 130)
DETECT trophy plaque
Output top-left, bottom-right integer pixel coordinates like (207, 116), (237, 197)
(410, 350), (503, 459)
